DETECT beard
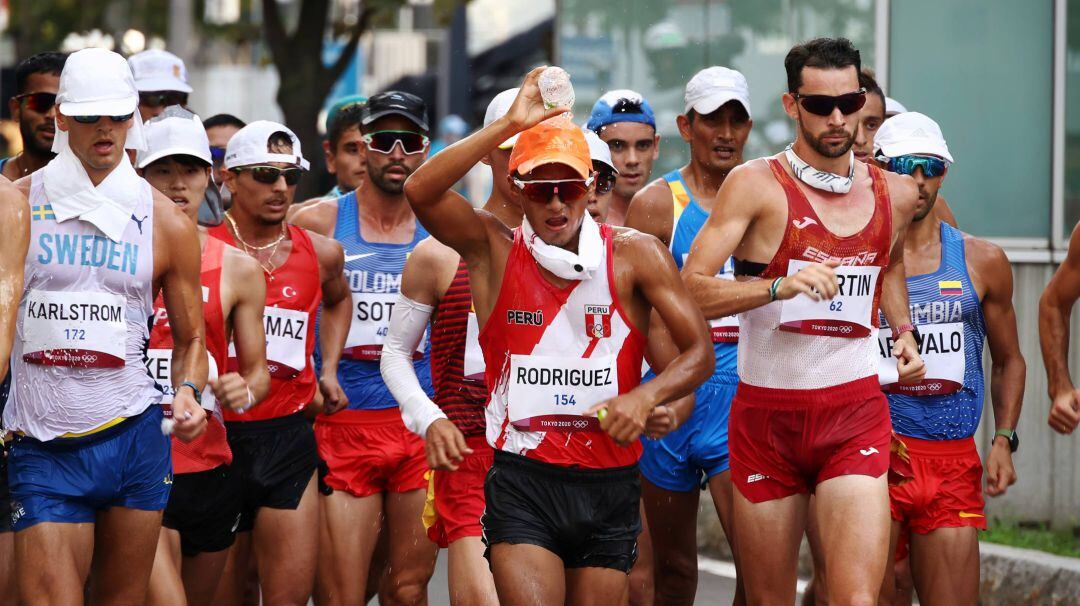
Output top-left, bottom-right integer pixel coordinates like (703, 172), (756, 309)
(369, 162), (412, 195)
(913, 190), (938, 222)
(800, 120), (854, 159)
(20, 119), (55, 157)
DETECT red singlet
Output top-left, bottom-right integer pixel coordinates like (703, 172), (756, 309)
(428, 259), (487, 438)
(148, 236), (231, 474)
(209, 223), (322, 421)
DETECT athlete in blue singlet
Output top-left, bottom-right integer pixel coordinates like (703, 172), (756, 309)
(874, 112), (1024, 606)
(623, 66), (752, 606)
(290, 90), (438, 606)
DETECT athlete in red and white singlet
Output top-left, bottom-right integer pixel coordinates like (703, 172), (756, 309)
(481, 222), (647, 468)
(681, 39), (923, 606)
(404, 70), (713, 605)
(205, 121), (351, 606)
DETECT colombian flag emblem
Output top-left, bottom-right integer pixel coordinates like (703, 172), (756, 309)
(939, 280), (963, 296)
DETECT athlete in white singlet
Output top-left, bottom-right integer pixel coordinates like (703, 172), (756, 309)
(5, 48), (208, 605)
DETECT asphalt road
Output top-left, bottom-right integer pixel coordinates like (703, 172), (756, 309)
(419, 554), (801, 605)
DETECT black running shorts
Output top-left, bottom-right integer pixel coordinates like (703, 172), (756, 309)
(481, 450), (640, 572)
(163, 464), (241, 556)
(225, 413), (318, 532)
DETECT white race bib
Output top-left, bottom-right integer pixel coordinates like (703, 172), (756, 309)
(507, 354), (618, 432)
(230, 306), (309, 378)
(344, 292), (425, 361)
(146, 349), (220, 412)
(877, 323), (965, 395)
(463, 311), (485, 381)
(22, 290), (126, 367)
(779, 260), (880, 338)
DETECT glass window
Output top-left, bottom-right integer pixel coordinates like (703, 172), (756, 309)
(558, 0), (877, 176)
(1065, 0), (1080, 241)
(890, 0), (1054, 241)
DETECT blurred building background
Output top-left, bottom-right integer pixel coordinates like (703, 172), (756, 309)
(0, 0), (1078, 528)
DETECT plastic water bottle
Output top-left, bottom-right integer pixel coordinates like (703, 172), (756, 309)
(538, 66), (575, 113)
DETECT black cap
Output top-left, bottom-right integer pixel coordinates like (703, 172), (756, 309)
(362, 91), (429, 132)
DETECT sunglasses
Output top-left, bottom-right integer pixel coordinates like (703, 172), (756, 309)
(884, 154), (948, 178)
(210, 146), (226, 163)
(362, 130), (429, 155)
(71, 113), (135, 124)
(14, 92), (56, 113)
(139, 91), (189, 109)
(595, 170), (616, 195)
(792, 88), (867, 116)
(233, 165), (303, 186)
(512, 176), (594, 204)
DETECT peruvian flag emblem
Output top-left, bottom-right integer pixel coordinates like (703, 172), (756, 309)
(584, 304), (612, 338)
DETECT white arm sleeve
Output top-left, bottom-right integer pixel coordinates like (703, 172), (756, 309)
(380, 294), (447, 438)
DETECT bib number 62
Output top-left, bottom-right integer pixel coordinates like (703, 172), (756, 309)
(829, 300), (843, 312)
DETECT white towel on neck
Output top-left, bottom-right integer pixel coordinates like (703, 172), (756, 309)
(42, 147), (144, 242)
(521, 212), (603, 281)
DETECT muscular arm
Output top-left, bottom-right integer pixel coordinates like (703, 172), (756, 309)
(1041, 223), (1080, 398)
(226, 250), (270, 406)
(156, 195), (208, 439)
(624, 180), (675, 247)
(311, 232), (351, 412)
(975, 241), (1025, 432)
(0, 183), (28, 383)
(1040, 223), (1080, 434)
(973, 239), (1024, 494)
(598, 234), (713, 443)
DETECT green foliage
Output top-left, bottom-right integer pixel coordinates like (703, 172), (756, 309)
(981, 518), (1080, 558)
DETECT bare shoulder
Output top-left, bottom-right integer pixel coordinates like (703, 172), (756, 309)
(611, 225), (670, 265)
(633, 178), (673, 211)
(476, 207), (514, 243)
(882, 170), (918, 213)
(0, 177), (28, 213)
(222, 242), (264, 283)
(963, 233), (1010, 276)
(289, 198), (339, 237)
(13, 174), (31, 199)
(410, 235), (460, 271)
(305, 229), (345, 270)
(720, 158), (774, 200)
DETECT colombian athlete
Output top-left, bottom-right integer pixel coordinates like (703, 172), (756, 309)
(624, 65), (752, 606)
(290, 91), (438, 605)
(681, 38), (924, 605)
(404, 67), (714, 605)
(137, 108), (272, 606)
(207, 121), (352, 606)
(5, 48), (208, 605)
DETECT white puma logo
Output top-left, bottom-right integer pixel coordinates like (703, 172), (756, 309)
(860, 447), (879, 456)
(792, 217), (818, 230)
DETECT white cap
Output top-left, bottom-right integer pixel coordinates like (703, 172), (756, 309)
(583, 129), (617, 174)
(484, 88), (520, 149)
(137, 107), (211, 169)
(128, 50), (193, 94)
(884, 97), (908, 116)
(684, 66), (751, 118)
(873, 112), (953, 163)
(224, 120), (310, 170)
(53, 48), (145, 152)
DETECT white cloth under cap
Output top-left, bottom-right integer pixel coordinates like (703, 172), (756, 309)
(684, 66), (752, 118)
(521, 212), (603, 281)
(484, 88), (520, 149)
(224, 120), (310, 170)
(52, 48), (146, 153)
(884, 97), (908, 116)
(129, 49), (193, 94)
(874, 111), (954, 163)
(137, 107), (212, 168)
(583, 129), (617, 174)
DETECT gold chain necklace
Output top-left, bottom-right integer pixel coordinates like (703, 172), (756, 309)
(225, 213), (287, 280)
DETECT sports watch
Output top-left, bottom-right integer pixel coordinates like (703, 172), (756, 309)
(180, 380), (203, 406)
(994, 429), (1019, 453)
